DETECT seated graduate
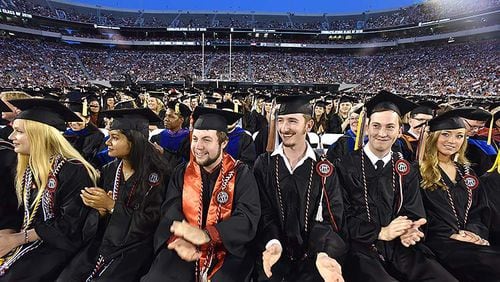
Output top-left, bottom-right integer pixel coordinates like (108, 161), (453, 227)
(0, 99), (99, 281)
(418, 108), (500, 281)
(141, 107), (261, 282)
(57, 108), (171, 281)
(64, 99), (105, 168)
(216, 100), (257, 167)
(150, 100), (192, 166)
(0, 100), (22, 235)
(481, 152), (500, 246)
(336, 91), (456, 282)
(253, 95), (347, 282)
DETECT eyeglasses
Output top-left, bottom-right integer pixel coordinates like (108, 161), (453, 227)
(463, 119), (483, 131)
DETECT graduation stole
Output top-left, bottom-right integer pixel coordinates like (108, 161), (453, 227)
(183, 153), (238, 280)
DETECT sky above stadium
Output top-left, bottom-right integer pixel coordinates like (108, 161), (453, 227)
(66, 0), (423, 13)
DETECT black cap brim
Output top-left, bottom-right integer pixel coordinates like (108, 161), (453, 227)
(102, 108), (162, 136)
(275, 94), (320, 116)
(11, 99), (83, 131)
(365, 90), (418, 117)
(192, 107), (243, 133)
(428, 107), (476, 132)
(167, 101), (192, 118)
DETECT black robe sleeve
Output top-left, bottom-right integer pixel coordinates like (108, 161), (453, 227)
(237, 133), (257, 168)
(326, 136), (349, 163)
(34, 161), (97, 252)
(0, 146), (22, 231)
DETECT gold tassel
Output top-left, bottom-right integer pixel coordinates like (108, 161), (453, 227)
(487, 115), (494, 145)
(82, 98), (88, 117)
(354, 109), (366, 150)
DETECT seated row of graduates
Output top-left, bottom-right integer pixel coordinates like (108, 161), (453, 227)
(0, 91), (499, 282)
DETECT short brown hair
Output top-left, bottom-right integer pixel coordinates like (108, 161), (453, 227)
(216, 131), (229, 144)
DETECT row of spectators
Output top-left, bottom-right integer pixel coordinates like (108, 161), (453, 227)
(1, 0), (499, 30)
(0, 37), (497, 96)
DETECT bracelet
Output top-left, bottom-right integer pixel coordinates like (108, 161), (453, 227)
(24, 229), (29, 244)
(109, 208), (114, 214)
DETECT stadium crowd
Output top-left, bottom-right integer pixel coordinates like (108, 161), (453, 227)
(1, 0), (499, 30)
(0, 38), (497, 96)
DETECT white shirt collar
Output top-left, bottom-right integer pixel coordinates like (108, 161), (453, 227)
(363, 144), (392, 169)
(407, 129), (419, 139)
(271, 142), (317, 174)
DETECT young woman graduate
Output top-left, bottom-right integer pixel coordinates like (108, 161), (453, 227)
(418, 108), (500, 281)
(0, 99), (99, 281)
(57, 108), (171, 282)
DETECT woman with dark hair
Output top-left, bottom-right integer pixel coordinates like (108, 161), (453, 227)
(418, 109), (500, 281)
(58, 108), (171, 282)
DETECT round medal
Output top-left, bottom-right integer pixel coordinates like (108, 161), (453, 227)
(463, 175), (479, 190)
(148, 173), (160, 186)
(395, 159), (410, 176)
(216, 191), (229, 205)
(316, 160), (334, 178)
(47, 175), (58, 190)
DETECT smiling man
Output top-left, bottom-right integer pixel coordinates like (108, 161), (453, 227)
(142, 107), (261, 282)
(336, 91), (456, 282)
(253, 95), (347, 282)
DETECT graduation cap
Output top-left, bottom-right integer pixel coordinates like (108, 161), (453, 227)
(338, 95), (354, 104)
(427, 107), (477, 132)
(102, 108), (161, 137)
(204, 95), (220, 105)
(411, 101), (440, 116)
(0, 99), (11, 112)
(114, 99), (137, 110)
(315, 100), (328, 108)
(10, 99), (82, 131)
(216, 101), (241, 113)
(365, 90), (418, 117)
(148, 91), (165, 100)
(275, 94), (319, 116)
(461, 108), (492, 122)
(167, 101), (192, 119)
(192, 107), (243, 133)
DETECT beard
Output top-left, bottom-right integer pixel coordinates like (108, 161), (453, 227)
(195, 144), (223, 167)
(280, 127), (307, 148)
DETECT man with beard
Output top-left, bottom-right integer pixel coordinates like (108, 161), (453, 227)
(253, 95), (347, 281)
(142, 107), (261, 282)
(336, 91), (456, 281)
(151, 101), (192, 166)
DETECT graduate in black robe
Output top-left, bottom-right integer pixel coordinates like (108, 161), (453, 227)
(481, 154), (500, 245)
(337, 91), (456, 282)
(58, 108), (171, 282)
(0, 99), (100, 281)
(0, 140), (22, 232)
(142, 107), (260, 282)
(418, 108), (500, 281)
(253, 95), (347, 282)
(64, 123), (105, 166)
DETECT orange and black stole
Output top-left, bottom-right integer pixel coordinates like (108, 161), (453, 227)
(182, 153), (238, 279)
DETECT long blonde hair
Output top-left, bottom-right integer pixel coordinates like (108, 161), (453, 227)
(419, 130), (469, 190)
(15, 119), (99, 206)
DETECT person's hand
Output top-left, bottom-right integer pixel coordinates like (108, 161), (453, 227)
(167, 237), (200, 262)
(153, 142), (164, 154)
(400, 218), (426, 247)
(262, 242), (282, 278)
(316, 253), (344, 282)
(170, 220), (210, 246)
(450, 230), (489, 246)
(378, 216), (413, 241)
(81, 187), (115, 212)
(0, 233), (22, 257)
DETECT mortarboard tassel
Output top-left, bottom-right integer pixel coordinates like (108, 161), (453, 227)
(82, 98), (88, 117)
(354, 109), (366, 150)
(487, 115), (494, 146)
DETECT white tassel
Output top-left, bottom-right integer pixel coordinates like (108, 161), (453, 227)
(315, 190), (324, 222)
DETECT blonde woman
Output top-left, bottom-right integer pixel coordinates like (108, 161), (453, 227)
(0, 99), (99, 281)
(480, 152), (500, 245)
(418, 109), (500, 281)
(147, 95), (166, 129)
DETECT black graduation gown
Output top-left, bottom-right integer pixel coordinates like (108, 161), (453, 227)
(141, 160), (261, 282)
(421, 166), (500, 281)
(0, 142), (21, 230)
(226, 127), (257, 168)
(0, 125), (13, 142)
(0, 161), (98, 282)
(466, 136), (497, 176)
(253, 152), (348, 282)
(57, 160), (169, 282)
(246, 110), (268, 134)
(150, 129), (190, 167)
(336, 151), (455, 282)
(64, 124), (105, 168)
(481, 172), (500, 245)
(326, 133), (355, 164)
(327, 114), (345, 134)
